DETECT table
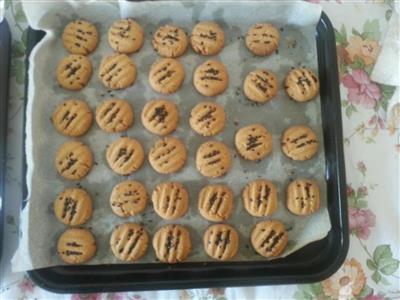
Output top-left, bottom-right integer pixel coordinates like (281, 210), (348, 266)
(1, 1), (399, 299)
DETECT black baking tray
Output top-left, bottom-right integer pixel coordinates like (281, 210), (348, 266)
(24, 12), (348, 293)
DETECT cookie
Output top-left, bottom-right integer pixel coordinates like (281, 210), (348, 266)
(110, 181), (148, 217)
(95, 98), (134, 133)
(287, 179), (320, 216)
(141, 99), (179, 136)
(55, 141), (93, 180)
(152, 182), (189, 220)
(235, 124), (273, 161)
(62, 20), (99, 55)
(108, 18), (144, 54)
(106, 137), (144, 175)
(203, 224), (239, 261)
(242, 179), (278, 217)
(56, 54), (92, 91)
(281, 125), (319, 161)
(284, 68), (319, 102)
(243, 69), (279, 103)
(189, 101), (225, 137)
(152, 24), (188, 58)
(196, 141), (231, 178)
(99, 53), (136, 90)
(198, 184), (233, 222)
(190, 21), (224, 56)
(148, 137), (187, 174)
(57, 228), (96, 264)
(245, 23), (280, 56)
(149, 58), (185, 94)
(54, 188), (93, 226)
(193, 60), (229, 97)
(52, 99), (93, 137)
(251, 220), (288, 258)
(152, 224), (191, 263)
(110, 223), (149, 262)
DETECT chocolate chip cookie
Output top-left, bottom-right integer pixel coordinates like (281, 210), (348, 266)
(195, 141), (231, 178)
(190, 21), (224, 56)
(62, 20), (99, 55)
(281, 125), (319, 161)
(284, 68), (319, 102)
(198, 184), (234, 222)
(141, 99), (179, 136)
(235, 124), (273, 161)
(149, 58), (185, 94)
(110, 180), (148, 217)
(106, 137), (144, 175)
(287, 179), (320, 216)
(203, 224), (239, 261)
(189, 101), (225, 137)
(152, 24), (188, 58)
(243, 69), (278, 103)
(99, 53), (136, 90)
(56, 54), (92, 90)
(95, 98), (134, 133)
(193, 60), (229, 97)
(242, 179), (278, 217)
(57, 228), (96, 264)
(251, 220), (288, 258)
(245, 23), (280, 56)
(152, 182), (189, 220)
(108, 18), (144, 54)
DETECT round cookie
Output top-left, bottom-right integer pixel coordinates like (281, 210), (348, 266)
(284, 68), (319, 102)
(57, 228), (96, 264)
(56, 54), (92, 91)
(149, 58), (185, 94)
(108, 18), (144, 54)
(243, 69), (279, 103)
(141, 99), (179, 136)
(110, 223), (149, 262)
(95, 98), (134, 133)
(193, 60), (229, 97)
(52, 99), (93, 137)
(152, 224), (191, 263)
(189, 101), (225, 137)
(190, 21), (224, 56)
(196, 141), (231, 178)
(152, 182), (189, 220)
(152, 24), (188, 58)
(245, 23), (280, 56)
(287, 179), (320, 216)
(62, 20), (99, 55)
(110, 181), (147, 217)
(148, 137), (187, 174)
(106, 137), (144, 175)
(251, 220), (288, 258)
(198, 184), (233, 222)
(54, 188), (93, 226)
(55, 141), (93, 180)
(242, 179), (278, 217)
(99, 53), (136, 90)
(281, 125), (319, 161)
(235, 124), (272, 161)
(203, 224), (239, 261)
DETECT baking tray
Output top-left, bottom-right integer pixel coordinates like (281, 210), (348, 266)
(23, 12), (348, 292)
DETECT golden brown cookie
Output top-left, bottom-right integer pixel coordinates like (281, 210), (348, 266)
(108, 18), (144, 54)
(190, 21), (224, 56)
(152, 224), (191, 263)
(57, 228), (96, 264)
(110, 223), (149, 261)
(152, 24), (188, 58)
(110, 181), (148, 217)
(251, 220), (288, 258)
(193, 60), (229, 97)
(149, 58), (185, 94)
(242, 179), (278, 217)
(54, 188), (93, 226)
(52, 99), (93, 137)
(287, 179), (320, 216)
(56, 54), (92, 91)
(245, 23), (280, 56)
(106, 137), (144, 175)
(141, 99), (179, 136)
(55, 141), (93, 180)
(198, 184), (233, 222)
(62, 20), (99, 55)
(196, 141), (231, 178)
(281, 125), (319, 161)
(99, 53), (136, 90)
(235, 124), (273, 161)
(284, 68), (320, 102)
(189, 102), (225, 137)
(148, 137), (187, 174)
(152, 182), (189, 220)
(95, 98), (134, 133)
(243, 69), (279, 103)
(203, 224), (239, 261)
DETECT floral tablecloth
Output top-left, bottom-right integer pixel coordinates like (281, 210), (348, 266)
(1, 1), (399, 299)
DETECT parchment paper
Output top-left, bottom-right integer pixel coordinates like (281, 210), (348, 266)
(13, 0), (329, 271)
